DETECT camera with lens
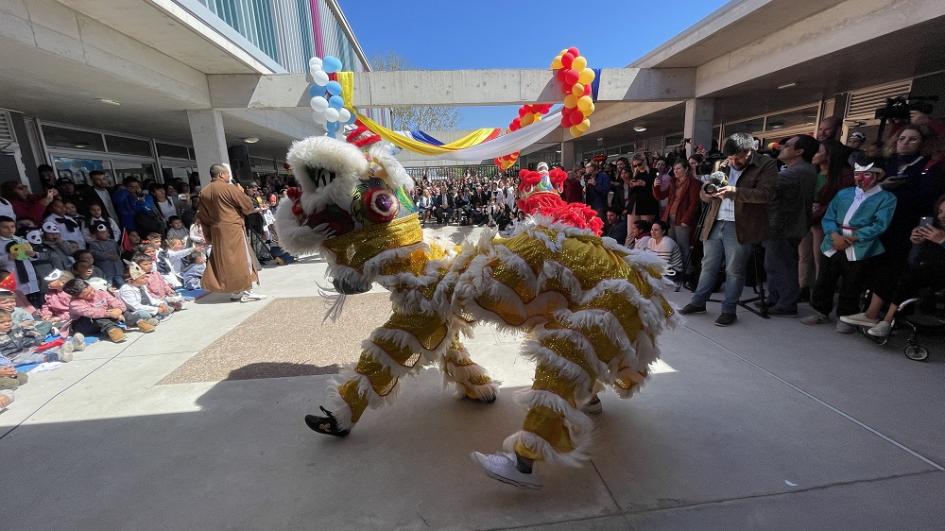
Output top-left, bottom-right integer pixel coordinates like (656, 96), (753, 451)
(702, 171), (729, 195)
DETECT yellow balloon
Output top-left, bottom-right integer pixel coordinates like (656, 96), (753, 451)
(578, 119), (591, 132)
(571, 83), (584, 98)
(532, 113), (542, 122)
(572, 56), (587, 71)
(577, 95), (593, 113)
(570, 126), (583, 137)
(563, 94), (577, 109)
(578, 68), (596, 85)
(584, 102), (595, 115)
(560, 48), (569, 55)
(551, 56), (563, 69)
(521, 113), (534, 126)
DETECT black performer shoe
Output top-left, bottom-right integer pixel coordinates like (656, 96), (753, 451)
(304, 406), (350, 437)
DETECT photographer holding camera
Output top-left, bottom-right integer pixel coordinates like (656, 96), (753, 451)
(679, 132), (778, 326)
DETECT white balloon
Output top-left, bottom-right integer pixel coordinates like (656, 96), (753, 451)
(311, 110), (327, 124)
(308, 57), (323, 71)
(324, 108), (340, 122)
(309, 96), (329, 111)
(312, 70), (329, 86)
(338, 108), (351, 124)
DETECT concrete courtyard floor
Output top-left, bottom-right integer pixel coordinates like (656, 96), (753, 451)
(1, 225), (943, 530)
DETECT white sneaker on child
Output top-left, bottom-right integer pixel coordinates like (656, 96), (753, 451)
(72, 333), (86, 352)
(59, 342), (74, 363)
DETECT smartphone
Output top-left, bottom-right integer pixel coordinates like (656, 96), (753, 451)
(919, 216), (934, 228)
(178, 193), (188, 201)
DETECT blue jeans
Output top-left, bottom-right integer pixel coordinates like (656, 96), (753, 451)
(691, 220), (752, 313)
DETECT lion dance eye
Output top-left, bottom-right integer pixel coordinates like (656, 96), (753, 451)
(362, 188), (399, 223)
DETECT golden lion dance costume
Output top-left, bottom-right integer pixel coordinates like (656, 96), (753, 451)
(276, 136), (676, 489)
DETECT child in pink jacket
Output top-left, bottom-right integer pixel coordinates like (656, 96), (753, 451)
(64, 278), (157, 343)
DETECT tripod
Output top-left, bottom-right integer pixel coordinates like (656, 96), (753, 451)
(681, 205), (770, 319)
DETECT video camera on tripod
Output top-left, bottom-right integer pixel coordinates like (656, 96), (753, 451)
(874, 95), (938, 122)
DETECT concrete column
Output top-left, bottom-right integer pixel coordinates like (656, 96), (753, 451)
(683, 98), (714, 157)
(560, 141), (576, 170)
(187, 110), (230, 187)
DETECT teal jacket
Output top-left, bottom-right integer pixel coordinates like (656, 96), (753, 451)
(820, 186), (897, 261)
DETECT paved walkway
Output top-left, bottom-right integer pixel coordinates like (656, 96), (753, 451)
(1, 226), (943, 530)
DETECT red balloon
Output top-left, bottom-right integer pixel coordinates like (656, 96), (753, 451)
(561, 53), (574, 68)
(561, 116), (571, 128)
(563, 69), (579, 86)
(583, 84), (592, 96)
(567, 47), (580, 58)
(518, 107), (527, 117)
(556, 69), (568, 82)
(570, 110), (585, 126)
(511, 118), (522, 130)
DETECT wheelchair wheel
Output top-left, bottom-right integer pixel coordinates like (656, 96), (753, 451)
(903, 344), (929, 362)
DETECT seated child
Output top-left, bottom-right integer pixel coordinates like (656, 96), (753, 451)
(165, 216), (189, 245)
(40, 270), (76, 331)
(0, 354), (27, 408)
(64, 278), (157, 343)
(88, 223), (123, 287)
(0, 309), (72, 366)
(6, 240), (41, 307)
(159, 238), (192, 285)
(120, 230), (142, 261)
(133, 251), (182, 310)
(181, 250), (206, 291)
(0, 287), (53, 337)
(118, 262), (172, 321)
(72, 250), (106, 279)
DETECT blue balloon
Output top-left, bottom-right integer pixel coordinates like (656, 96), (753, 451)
(329, 95), (345, 109)
(309, 85), (322, 97)
(326, 122), (339, 136)
(325, 81), (342, 96)
(322, 56), (342, 74)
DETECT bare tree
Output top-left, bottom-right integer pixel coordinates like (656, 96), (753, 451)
(371, 52), (460, 132)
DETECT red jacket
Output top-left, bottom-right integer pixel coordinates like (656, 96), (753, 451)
(11, 198), (48, 224)
(653, 176), (701, 227)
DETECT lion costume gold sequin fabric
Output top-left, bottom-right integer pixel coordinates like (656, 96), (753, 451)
(275, 135), (676, 468)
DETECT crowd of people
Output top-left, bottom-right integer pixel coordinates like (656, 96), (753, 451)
(411, 108), (945, 337)
(5, 105), (943, 407)
(0, 163), (293, 409)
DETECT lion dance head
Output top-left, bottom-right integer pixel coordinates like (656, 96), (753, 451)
(275, 133), (419, 295)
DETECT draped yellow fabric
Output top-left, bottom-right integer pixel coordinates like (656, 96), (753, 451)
(338, 71), (355, 110)
(355, 112), (499, 155)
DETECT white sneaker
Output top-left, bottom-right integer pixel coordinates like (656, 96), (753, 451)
(234, 291), (266, 303)
(72, 333), (86, 352)
(835, 321), (856, 334)
(470, 451), (542, 490)
(840, 312), (879, 327)
(867, 321), (892, 338)
(59, 342), (74, 363)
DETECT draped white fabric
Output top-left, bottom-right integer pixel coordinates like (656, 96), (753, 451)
(415, 111), (563, 161)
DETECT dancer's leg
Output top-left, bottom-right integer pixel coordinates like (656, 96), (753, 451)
(306, 311), (450, 435)
(440, 333), (499, 402)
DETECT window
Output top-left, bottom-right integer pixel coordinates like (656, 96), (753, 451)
(724, 117), (765, 136)
(157, 143), (191, 160)
(43, 125), (105, 151)
(105, 135), (152, 157)
(764, 106), (817, 133)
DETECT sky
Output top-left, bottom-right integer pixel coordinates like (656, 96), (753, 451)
(338, 0), (728, 129)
